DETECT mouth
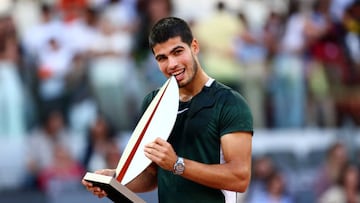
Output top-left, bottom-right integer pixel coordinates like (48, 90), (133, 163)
(172, 69), (185, 79)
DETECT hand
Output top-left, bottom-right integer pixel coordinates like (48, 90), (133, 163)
(82, 169), (115, 198)
(144, 137), (177, 171)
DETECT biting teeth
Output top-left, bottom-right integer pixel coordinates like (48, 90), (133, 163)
(173, 70), (184, 76)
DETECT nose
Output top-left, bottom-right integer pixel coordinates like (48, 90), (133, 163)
(168, 56), (178, 70)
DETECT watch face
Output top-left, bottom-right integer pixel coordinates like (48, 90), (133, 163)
(174, 158), (185, 175)
(175, 163), (184, 172)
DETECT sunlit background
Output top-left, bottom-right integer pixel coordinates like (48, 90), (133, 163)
(0, 0), (359, 202)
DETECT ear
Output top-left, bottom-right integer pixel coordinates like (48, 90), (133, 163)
(191, 39), (200, 54)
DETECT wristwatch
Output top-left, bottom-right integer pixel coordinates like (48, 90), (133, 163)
(173, 157), (185, 175)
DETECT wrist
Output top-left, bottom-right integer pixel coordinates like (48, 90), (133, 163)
(173, 156), (185, 175)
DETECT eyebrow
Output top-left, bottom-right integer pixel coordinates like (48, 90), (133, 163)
(155, 45), (185, 61)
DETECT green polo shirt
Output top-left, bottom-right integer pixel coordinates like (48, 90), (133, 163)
(141, 80), (253, 203)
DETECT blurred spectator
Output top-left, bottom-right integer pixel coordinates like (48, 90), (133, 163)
(0, 15), (26, 136)
(66, 52), (98, 134)
(341, 1), (360, 73)
(82, 115), (118, 172)
(57, 0), (96, 56)
(104, 142), (122, 169)
(248, 170), (294, 203)
(193, 1), (244, 90)
(318, 162), (360, 203)
(87, 14), (142, 131)
(240, 0), (269, 32)
(330, 0), (355, 23)
(66, 7), (99, 134)
(0, 0), (11, 15)
(21, 3), (78, 126)
(58, 0), (87, 24)
(263, 11), (285, 60)
(246, 156), (276, 202)
(36, 37), (74, 121)
(336, 0), (360, 115)
(269, 0), (307, 128)
(11, 0), (43, 40)
(64, 6), (99, 56)
(235, 12), (268, 128)
(134, 0), (173, 61)
(22, 4), (63, 58)
(140, 49), (167, 93)
(136, 0), (173, 93)
(0, 1), (360, 202)
(20, 4), (63, 129)
(313, 141), (349, 199)
(87, 0), (108, 9)
(172, 0), (215, 23)
(305, 0), (336, 128)
(25, 109), (73, 189)
(262, 11), (285, 127)
(37, 144), (85, 197)
(102, 0), (138, 33)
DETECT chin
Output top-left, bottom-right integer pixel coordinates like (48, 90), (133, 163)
(177, 80), (189, 88)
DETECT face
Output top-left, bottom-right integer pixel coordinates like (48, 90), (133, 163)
(344, 166), (359, 189)
(47, 111), (64, 135)
(268, 174), (285, 195)
(153, 36), (199, 88)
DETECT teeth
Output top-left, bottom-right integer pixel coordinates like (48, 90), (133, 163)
(172, 69), (184, 76)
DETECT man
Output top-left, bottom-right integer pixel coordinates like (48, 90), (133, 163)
(82, 17), (253, 203)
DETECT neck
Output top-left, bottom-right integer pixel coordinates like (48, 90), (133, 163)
(179, 68), (209, 102)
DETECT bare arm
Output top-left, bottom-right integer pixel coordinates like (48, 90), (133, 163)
(125, 163), (158, 192)
(144, 131), (252, 192)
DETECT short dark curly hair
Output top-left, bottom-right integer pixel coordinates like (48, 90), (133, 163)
(148, 17), (193, 52)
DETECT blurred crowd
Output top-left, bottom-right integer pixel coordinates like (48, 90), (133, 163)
(0, 0), (360, 202)
(243, 140), (360, 203)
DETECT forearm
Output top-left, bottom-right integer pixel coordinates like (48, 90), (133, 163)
(143, 133), (252, 192)
(180, 159), (251, 192)
(180, 133), (252, 192)
(125, 163), (158, 193)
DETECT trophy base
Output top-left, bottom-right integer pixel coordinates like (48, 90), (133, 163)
(83, 172), (146, 203)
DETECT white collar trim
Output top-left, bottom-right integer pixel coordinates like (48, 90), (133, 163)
(205, 78), (215, 87)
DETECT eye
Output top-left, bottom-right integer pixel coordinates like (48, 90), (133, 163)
(174, 49), (183, 55)
(156, 56), (167, 62)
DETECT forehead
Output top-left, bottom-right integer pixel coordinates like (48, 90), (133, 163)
(152, 36), (188, 55)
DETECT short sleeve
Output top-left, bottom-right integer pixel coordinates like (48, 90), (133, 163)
(218, 90), (253, 136)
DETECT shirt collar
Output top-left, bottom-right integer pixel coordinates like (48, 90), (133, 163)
(205, 78), (215, 87)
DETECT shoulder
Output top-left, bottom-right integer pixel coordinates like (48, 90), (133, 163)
(210, 81), (253, 132)
(211, 81), (249, 107)
(143, 89), (159, 103)
(141, 89), (160, 113)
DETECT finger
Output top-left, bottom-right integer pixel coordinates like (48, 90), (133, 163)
(97, 191), (107, 198)
(154, 137), (166, 144)
(144, 152), (152, 160)
(145, 141), (158, 151)
(82, 179), (93, 187)
(94, 169), (115, 177)
(94, 189), (107, 198)
(144, 149), (158, 162)
(144, 147), (156, 157)
(155, 139), (172, 149)
(153, 138), (161, 145)
(150, 142), (170, 155)
(95, 169), (106, 174)
(145, 141), (156, 148)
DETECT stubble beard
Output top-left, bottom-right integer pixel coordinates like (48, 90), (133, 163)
(178, 55), (198, 88)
